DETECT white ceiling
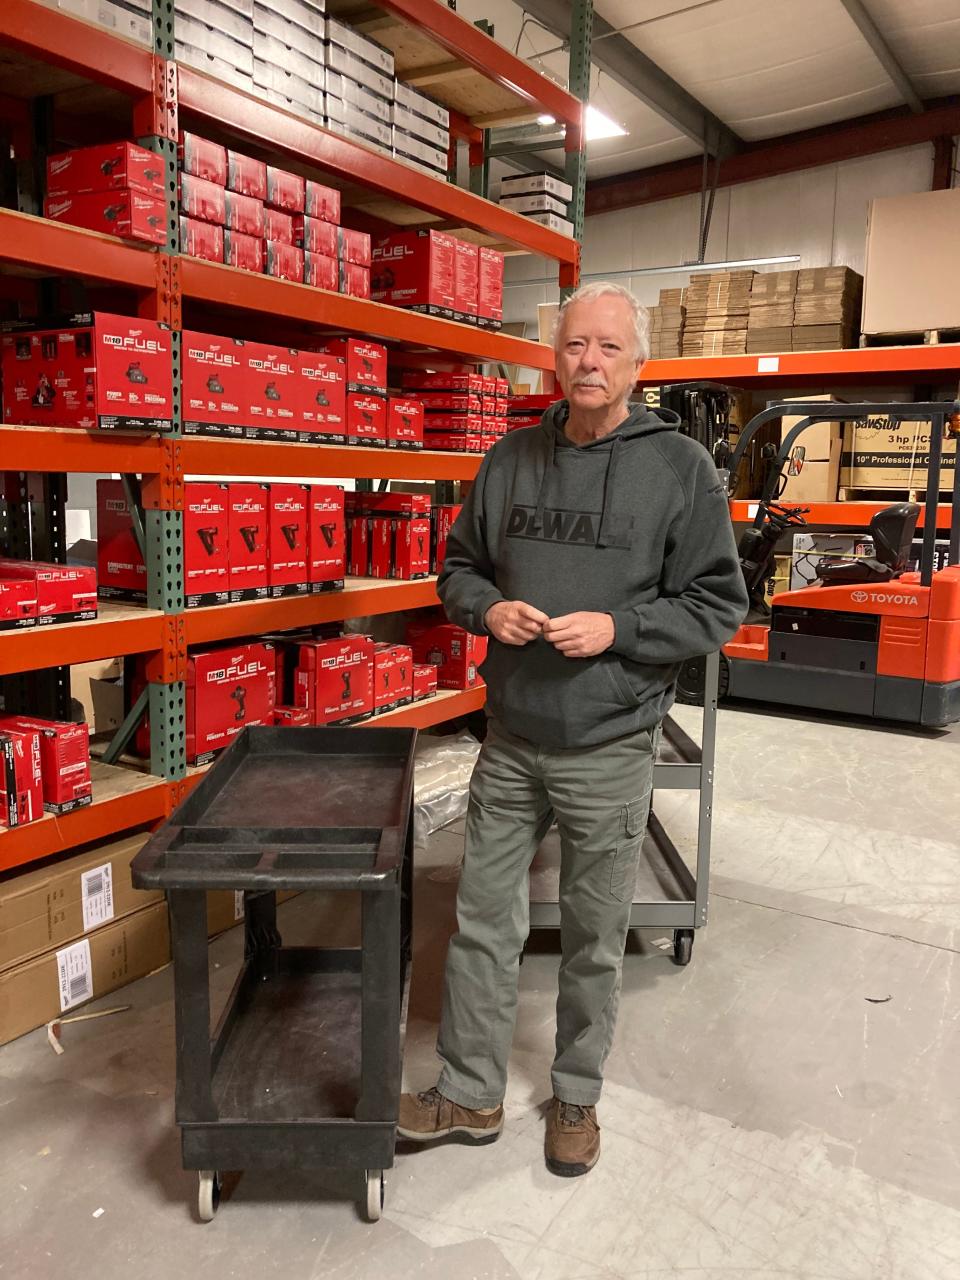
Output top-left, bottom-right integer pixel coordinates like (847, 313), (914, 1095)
(454, 0), (960, 181)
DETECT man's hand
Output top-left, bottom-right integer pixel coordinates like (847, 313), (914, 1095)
(543, 611), (615, 658)
(485, 599), (549, 646)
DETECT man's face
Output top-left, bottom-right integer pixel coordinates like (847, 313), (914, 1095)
(555, 295), (644, 414)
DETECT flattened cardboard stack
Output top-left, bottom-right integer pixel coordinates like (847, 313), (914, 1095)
(682, 270), (755, 357)
(792, 266), (862, 350)
(649, 286), (686, 359)
(747, 270), (797, 353)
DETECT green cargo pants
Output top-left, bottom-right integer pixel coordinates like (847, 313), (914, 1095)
(437, 717), (660, 1109)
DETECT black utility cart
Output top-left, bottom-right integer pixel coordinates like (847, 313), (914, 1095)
(132, 726), (416, 1223)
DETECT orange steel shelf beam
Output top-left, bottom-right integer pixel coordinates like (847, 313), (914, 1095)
(177, 68), (578, 265)
(179, 256), (556, 368)
(0, 606), (165, 676)
(181, 437), (483, 481)
(0, 426), (164, 474)
(641, 345), (960, 388)
(364, 684), (486, 729)
(730, 500), (954, 528)
(0, 0), (155, 94)
(183, 577), (441, 646)
(0, 209), (158, 288)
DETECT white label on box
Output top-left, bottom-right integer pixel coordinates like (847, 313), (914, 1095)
(757, 356), (780, 372)
(56, 939), (93, 1013)
(234, 891), (245, 921)
(81, 863), (115, 932)
(747, 503), (759, 518)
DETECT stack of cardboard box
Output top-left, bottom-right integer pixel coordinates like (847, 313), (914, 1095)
(747, 271), (797, 353)
(648, 287), (686, 359)
(498, 173), (574, 239)
(681, 270), (755, 357)
(792, 267), (862, 350)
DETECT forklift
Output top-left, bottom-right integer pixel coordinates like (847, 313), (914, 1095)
(677, 400), (960, 728)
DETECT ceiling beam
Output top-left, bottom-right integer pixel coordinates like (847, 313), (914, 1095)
(516, 0), (742, 157)
(837, 0), (923, 115)
(585, 96), (960, 216)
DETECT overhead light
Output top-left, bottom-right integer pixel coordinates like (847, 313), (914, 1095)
(585, 105), (627, 141)
(537, 113), (556, 126)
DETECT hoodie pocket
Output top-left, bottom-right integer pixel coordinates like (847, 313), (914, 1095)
(605, 656), (640, 708)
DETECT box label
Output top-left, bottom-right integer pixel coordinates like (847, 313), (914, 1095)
(56, 938), (93, 1012)
(81, 863), (115, 932)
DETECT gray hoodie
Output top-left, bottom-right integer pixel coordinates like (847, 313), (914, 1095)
(437, 400), (749, 748)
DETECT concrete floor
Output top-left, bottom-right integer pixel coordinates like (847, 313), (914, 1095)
(2, 704), (959, 1280)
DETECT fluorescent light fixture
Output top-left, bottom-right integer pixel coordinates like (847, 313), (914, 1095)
(585, 104), (627, 141)
(505, 256), (801, 287)
(538, 113), (556, 126)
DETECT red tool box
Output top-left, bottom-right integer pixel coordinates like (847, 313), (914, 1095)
(47, 141), (166, 198)
(0, 715), (91, 814)
(184, 482), (230, 608)
(387, 396), (424, 449)
(407, 618), (487, 688)
(308, 486), (346, 592)
(228, 483), (270, 602)
(44, 189), (167, 245)
(245, 341), (301, 441)
(373, 643), (414, 712)
(412, 663), (438, 702)
(186, 642), (276, 765)
(180, 216), (223, 262)
(0, 579), (37, 630)
(180, 133), (227, 185)
(294, 635), (375, 725)
(0, 725), (43, 828)
(268, 483), (309, 596)
(0, 560), (96, 623)
(182, 330), (248, 438)
(96, 478), (147, 602)
(300, 351), (346, 442)
(372, 229), (456, 317)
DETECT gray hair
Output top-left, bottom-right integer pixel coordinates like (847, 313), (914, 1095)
(553, 281), (650, 363)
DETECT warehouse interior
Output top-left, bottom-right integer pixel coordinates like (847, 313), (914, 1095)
(0, 0), (958, 1276)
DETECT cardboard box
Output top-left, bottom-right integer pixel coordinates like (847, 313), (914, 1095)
(305, 179), (340, 223)
(326, 97), (394, 152)
(319, 338), (386, 392)
(187, 641), (276, 764)
(47, 141), (165, 198)
(300, 351), (346, 442)
(432, 503), (462, 572)
(175, 8), (253, 74)
(268, 483), (309, 595)
(224, 189), (265, 237)
(420, 412), (483, 434)
(420, 392), (481, 414)
(777, 396), (842, 503)
(525, 211), (574, 238)
(500, 191), (567, 217)
(253, 60), (324, 118)
(245, 341), (301, 439)
(179, 132), (227, 185)
(790, 531), (874, 592)
(840, 414), (956, 492)
(228, 482), (270, 602)
(500, 171), (573, 202)
(372, 229), (456, 317)
(0, 560), (96, 623)
(180, 215), (224, 262)
(0, 579), (37, 630)
(412, 663), (438, 701)
(266, 165), (306, 212)
(337, 226), (371, 267)
(373, 643), (413, 712)
(423, 430), (484, 453)
(863, 189), (960, 335)
(227, 149), (267, 199)
(179, 171), (226, 224)
(294, 215), (338, 255)
(294, 635), (375, 725)
(346, 506), (369, 576)
(224, 229), (264, 272)
(184, 481), (230, 608)
(477, 246), (504, 328)
(387, 396), (424, 449)
(0, 726), (43, 829)
(308, 485), (346, 591)
(71, 657), (122, 735)
(265, 240), (305, 283)
(254, 31), (325, 87)
(407, 620), (487, 689)
(181, 330), (248, 437)
(340, 262), (370, 299)
(454, 239), (479, 322)
(254, 0), (323, 41)
(0, 833), (156, 971)
(304, 251), (339, 292)
(264, 206), (293, 244)
(1, 312), (174, 432)
(391, 130), (447, 176)
(390, 101), (449, 151)
(324, 14), (394, 75)
(43, 187), (166, 244)
(765, 554), (793, 600)
(177, 41), (255, 94)
(96, 477), (147, 602)
(393, 79), (449, 129)
(347, 391), (388, 445)
(0, 901), (170, 1047)
(402, 371), (482, 393)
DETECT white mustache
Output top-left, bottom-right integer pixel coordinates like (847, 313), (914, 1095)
(574, 378), (606, 388)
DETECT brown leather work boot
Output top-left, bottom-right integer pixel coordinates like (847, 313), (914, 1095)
(545, 1099), (600, 1176)
(397, 1086), (504, 1144)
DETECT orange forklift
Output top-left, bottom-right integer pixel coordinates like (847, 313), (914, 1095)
(677, 401), (960, 727)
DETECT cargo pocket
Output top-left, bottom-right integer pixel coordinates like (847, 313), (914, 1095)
(610, 797), (649, 903)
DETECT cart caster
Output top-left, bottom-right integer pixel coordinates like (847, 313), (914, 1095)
(673, 929), (694, 966)
(364, 1169), (385, 1223)
(197, 1170), (222, 1222)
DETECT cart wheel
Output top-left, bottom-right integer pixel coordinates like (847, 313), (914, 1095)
(197, 1170), (222, 1222)
(673, 929), (694, 966)
(364, 1170), (385, 1223)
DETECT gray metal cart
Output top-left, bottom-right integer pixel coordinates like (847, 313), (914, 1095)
(529, 651), (718, 965)
(131, 725), (416, 1223)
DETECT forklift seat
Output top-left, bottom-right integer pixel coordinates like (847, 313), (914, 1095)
(816, 502), (921, 586)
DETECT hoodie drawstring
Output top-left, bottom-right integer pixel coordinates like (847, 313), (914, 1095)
(533, 429), (559, 532)
(596, 434), (622, 549)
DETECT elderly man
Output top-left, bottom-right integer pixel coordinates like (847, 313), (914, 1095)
(399, 281), (748, 1176)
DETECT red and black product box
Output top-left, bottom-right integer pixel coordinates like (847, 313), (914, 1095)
(421, 413), (484, 435)
(228, 483), (270, 603)
(294, 215), (338, 256)
(47, 142), (165, 198)
(179, 133), (227, 186)
(265, 207), (294, 245)
(181, 331), (247, 438)
(420, 392), (482, 414)
(319, 338), (387, 392)
(338, 227), (372, 267)
(227, 150), (267, 200)
(304, 253), (339, 292)
(454, 239), (479, 323)
(477, 245), (504, 329)
(432, 503), (462, 573)
(340, 262), (371, 299)
(266, 166), (306, 212)
(481, 375), (496, 396)
(365, 493), (431, 581)
(423, 430), (485, 453)
(308, 485), (346, 593)
(294, 635), (375, 726)
(481, 395), (498, 417)
(0, 725), (43, 828)
(481, 433), (498, 452)
(186, 642), (276, 765)
(346, 498), (370, 577)
(269, 483), (309, 597)
(305, 179), (340, 223)
(347, 392), (388, 446)
(45, 189), (167, 245)
(300, 351), (346, 443)
(387, 396), (424, 449)
(96, 478), (146, 602)
(245, 341), (301, 441)
(402, 370), (483, 394)
(407, 617), (487, 689)
(373, 643), (414, 713)
(1, 312), (174, 433)
(184, 482), (230, 608)
(0, 560), (96, 623)
(372, 229), (456, 318)
(265, 240), (305, 283)
(0, 578), (37, 630)
(412, 663), (438, 702)
(179, 172), (226, 224)
(224, 231), (264, 273)
(496, 377), (510, 397)
(224, 190), (265, 238)
(180, 216), (224, 262)
(0, 715), (91, 814)
(274, 705), (312, 726)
